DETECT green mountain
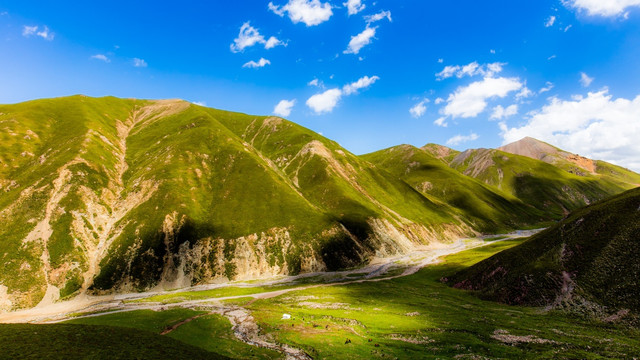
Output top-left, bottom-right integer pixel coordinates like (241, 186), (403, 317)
(1, 95), (638, 313)
(447, 143), (640, 218)
(0, 95), (475, 311)
(449, 187), (640, 320)
(362, 145), (545, 233)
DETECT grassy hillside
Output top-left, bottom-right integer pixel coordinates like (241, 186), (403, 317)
(362, 145), (547, 233)
(449, 147), (636, 218)
(9, 237), (638, 359)
(0, 95), (472, 311)
(0, 322), (230, 359)
(449, 187), (640, 321)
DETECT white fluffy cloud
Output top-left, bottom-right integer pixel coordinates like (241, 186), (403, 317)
(580, 72), (594, 87)
(306, 88), (343, 114)
(230, 22), (285, 53)
(90, 54), (110, 63)
(436, 61), (505, 80)
(545, 15), (556, 27)
(133, 58), (147, 67)
(443, 77), (523, 118)
(490, 104), (518, 120)
(409, 100), (428, 118)
(563, 0), (640, 17)
(344, 0), (365, 15)
(501, 89), (640, 171)
(243, 58), (271, 68)
(269, 0), (333, 26)
(434, 97), (444, 105)
(342, 75), (379, 95)
(306, 75), (379, 114)
(22, 25), (54, 40)
(447, 133), (479, 146)
(364, 10), (392, 24)
(274, 99), (296, 117)
(344, 26), (376, 54)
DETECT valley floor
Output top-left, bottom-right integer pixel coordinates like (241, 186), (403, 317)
(1, 229), (638, 359)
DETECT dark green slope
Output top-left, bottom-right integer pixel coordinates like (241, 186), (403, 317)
(0, 323), (229, 359)
(449, 187), (640, 317)
(361, 145), (546, 233)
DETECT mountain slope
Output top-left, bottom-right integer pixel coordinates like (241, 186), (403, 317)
(0, 96), (473, 311)
(449, 187), (640, 319)
(449, 146), (637, 218)
(361, 145), (546, 233)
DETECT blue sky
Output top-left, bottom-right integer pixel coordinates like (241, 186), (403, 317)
(1, 1), (640, 170)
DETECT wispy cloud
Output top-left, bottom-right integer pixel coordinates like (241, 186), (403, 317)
(22, 25), (54, 40)
(306, 75), (379, 114)
(133, 58), (147, 67)
(90, 54), (110, 63)
(364, 10), (392, 24)
(230, 22), (285, 53)
(410, 100), (428, 118)
(545, 15), (556, 27)
(243, 58), (271, 68)
(436, 61), (505, 80)
(344, 26), (376, 54)
(447, 133), (479, 146)
(580, 72), (594, 87)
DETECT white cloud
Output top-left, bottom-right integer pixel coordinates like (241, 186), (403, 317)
(274, 99), (296, 117)
(548, 54), (557, 60)
(545, 15), (557, 27)
(36, 26), (54, 40)
(580, 72), (594, 87)
(490, 104), (518, 120)
(306, 88), (342, 114)
(564, 24), (573, 32)
(265, 36), (286, 49)
(192, 101), (206, 106)
(133, 58), (147, 67)
(344, 0), (365, 15)
(539, 81), (554, 94)
(306, 75), (379, 114)
(563, 0), (640, 17)
(436, 61), (505, 80)
(434, 117), (448, 127)
(230, 22), (284, 53)
(90, 54), (110, 63)
(434, 97), (445, 105)
(342, 75), (379, 95)
(269, 0), (333, 26)
(22, 25), (54, 40)
(501, 89), (640, 171)
(490, 49), (496, 54)
(409, 100), (428, 118)
(243, 58), (271, 68)
(344, 26), (376, 54)
(438, 58), (444, 63)
(443, 77), (523, 118)
(364, 10), (392, 24)
(516, 86), (533, 100)
(308, 78), (321, 87)
(22, 25), (37, 37)
(447, 133), (479, 146)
